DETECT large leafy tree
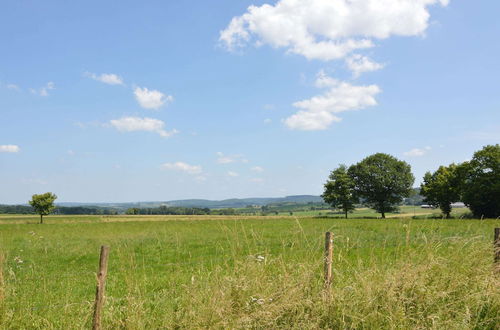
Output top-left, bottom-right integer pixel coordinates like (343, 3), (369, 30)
(459, 144), (500, 218)
(420, 164), (461, 218)
(29, 192), (57, 224)
(322, 165), (358, 218)
(348, 153), (414, 218)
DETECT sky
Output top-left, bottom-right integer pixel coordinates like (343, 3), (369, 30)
(1, 0), (499, 204)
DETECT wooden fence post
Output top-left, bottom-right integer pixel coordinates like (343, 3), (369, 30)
(324, 232), (333, 288)
(494, 228), (500, 272)
(92, 246), (110, 330)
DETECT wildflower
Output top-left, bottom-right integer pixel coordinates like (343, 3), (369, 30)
(250, 296), (265, 305)
(256, 255), (265, 262)
(14, 256), (24, 264)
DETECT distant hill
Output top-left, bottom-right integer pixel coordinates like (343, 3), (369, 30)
(56, 195), (324, 210)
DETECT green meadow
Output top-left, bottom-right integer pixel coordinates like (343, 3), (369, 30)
(1, 215), (499, 329)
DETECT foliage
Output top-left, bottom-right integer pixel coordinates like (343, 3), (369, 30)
(349, 153), (415, 218)
(459, 144), (500, 218)
(420, 164), (461, 218)
(0, 204), (34, 214)
(28, 192), (57, 224)
(126, 205), (212, 215)
(322, 165), (358, 218)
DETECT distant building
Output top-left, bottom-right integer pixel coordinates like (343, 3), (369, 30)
(420, 204), (435, 209)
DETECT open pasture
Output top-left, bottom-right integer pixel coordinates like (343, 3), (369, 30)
(0, 216), (499, 329)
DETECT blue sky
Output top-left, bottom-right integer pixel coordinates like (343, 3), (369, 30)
(1, 0), (499, 204)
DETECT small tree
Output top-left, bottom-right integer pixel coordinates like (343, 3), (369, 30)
(420, 164), (461, 218)
(29, 192), (57, 224)
(459, 144), (500, 218)
(322, 165), (358, 218)
(349, 153), (414, 218)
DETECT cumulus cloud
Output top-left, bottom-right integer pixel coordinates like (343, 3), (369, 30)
(284, 71), (381, 130)
(216, 152), (248, 164)
(134, 87), (173, 110)
(30, 82), (55, 96)
(346, 54), (384, 78)
(85, 72), (124, 85)
(403, 146), (432, 157)
(110, 116), (178, 138)
(227, 171), (239, 177)
(0, 145), (20, 153)
(220, 0), (449, 61)
(161, 162), (202, 175)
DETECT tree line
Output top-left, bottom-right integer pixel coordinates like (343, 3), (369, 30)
(322, 145), (500, 219)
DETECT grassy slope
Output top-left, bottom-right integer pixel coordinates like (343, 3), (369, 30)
(0, 216), (499, 328)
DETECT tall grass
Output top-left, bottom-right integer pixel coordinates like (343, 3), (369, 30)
(0, 217), (499, 328)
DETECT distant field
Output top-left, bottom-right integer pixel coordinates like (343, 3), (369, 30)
(0, 215), (498, 328)
(266, 205), (470, 218)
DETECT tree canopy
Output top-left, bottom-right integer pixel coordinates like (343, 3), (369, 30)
(322, 165), (358, 218)
(420, 164), (461, 218)
(348, 153), (414, 218)
(459, 144), (500, 218)
(29, 192), (57, 224)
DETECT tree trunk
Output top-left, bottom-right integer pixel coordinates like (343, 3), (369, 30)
(345, 209), (348, 219)
(381, 211), (385, 219)
(40, 214), (43, 224)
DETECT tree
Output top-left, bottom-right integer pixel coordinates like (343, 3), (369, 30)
(420, 164), (461, 218)
(322, 165), (358, 218)
(348, 153), (414, 218)
(125, 207), (139, 215)
(459, 144), (500, 218)
(29, 192), (57, 224)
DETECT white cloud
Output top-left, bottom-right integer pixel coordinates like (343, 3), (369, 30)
(110, 116), (178, 138)
(264, 118), (272, 124)
(346, 54), (384, 78)
(251, 166), (264, 172)
(403, 146), (432, 157)
(220, 0), (449, 61)
(85, 72), (124, 85)
(284, 71), (381, 130)
(6, 83), (20, 91)
(30, 82), (55, 96)
(0, 145), (20, 153)
(227, 171), (239, 177)
(161, 162), (202, 175)
(134, 87), (173, 110)
(250, 178), (264, 183)
(216, 152), (247, 164)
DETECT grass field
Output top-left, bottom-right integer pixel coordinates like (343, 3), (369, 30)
(0, 215), (499, 329)
(272, 205), (471, 218)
